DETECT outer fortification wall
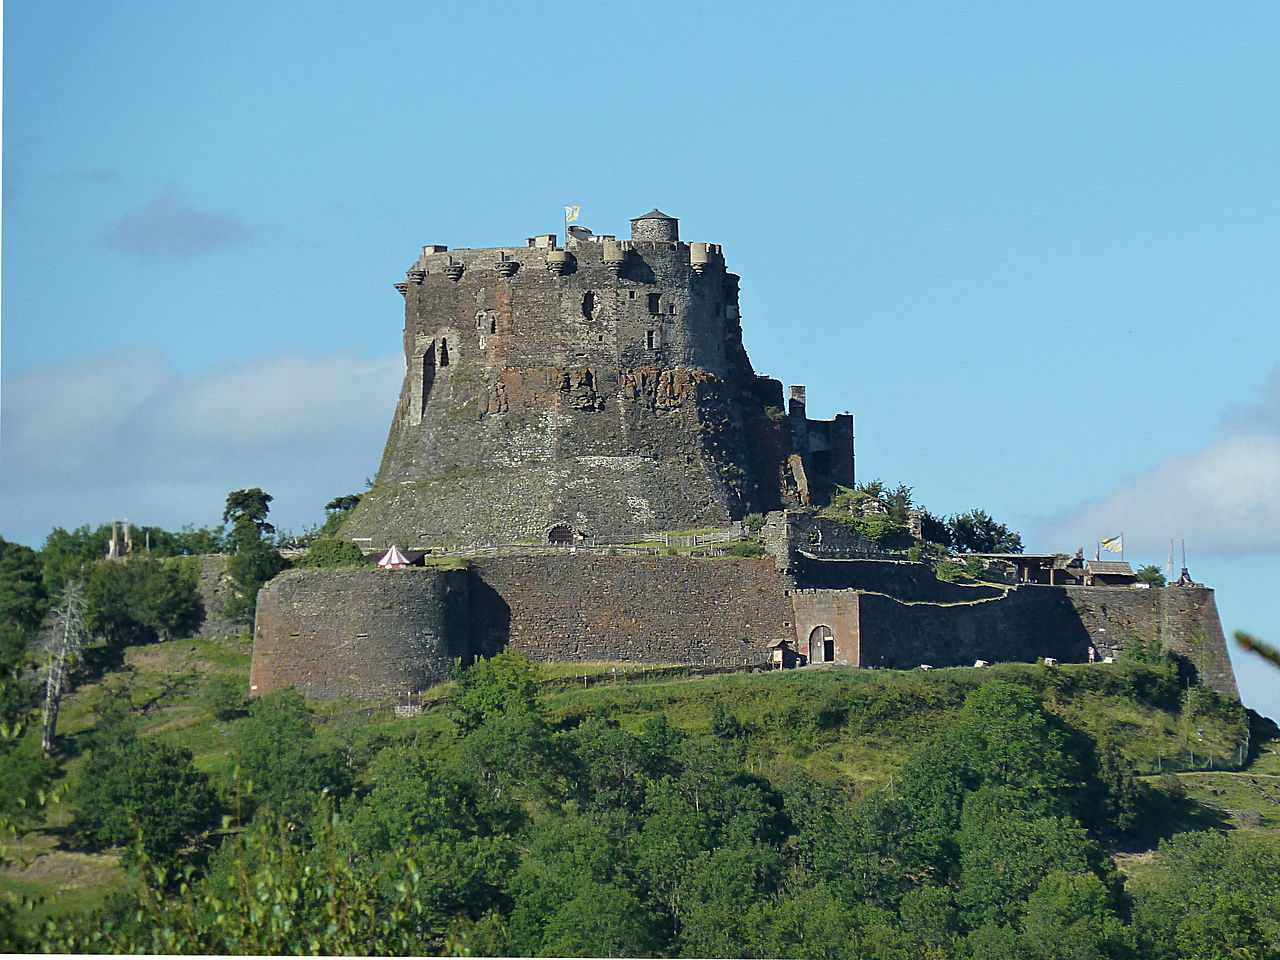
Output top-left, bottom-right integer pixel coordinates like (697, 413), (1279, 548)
(470, 555), (794, 667)
(250, 561), (1238, 702)
(251, 568), (470, 701)
(1066, 586), (1238, 697)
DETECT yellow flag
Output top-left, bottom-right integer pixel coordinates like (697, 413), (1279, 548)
(1100, 535), (1123, 553)
(564, 205), (580, 223)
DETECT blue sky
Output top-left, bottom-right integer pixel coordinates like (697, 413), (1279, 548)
(4, 1), (1278, 717)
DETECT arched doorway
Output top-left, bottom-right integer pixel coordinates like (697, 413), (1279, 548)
(547, 524), (574, 545)
(809, 625), (835, 663)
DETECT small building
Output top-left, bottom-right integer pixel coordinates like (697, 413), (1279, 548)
(1083, 560), (1137, 587)
(768, 638), (804, 669)
(967, 552), (1086, 586)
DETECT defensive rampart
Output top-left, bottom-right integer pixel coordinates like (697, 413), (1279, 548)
(1066, 585), (1237, 697)
(253, 556), (794, 701)
(251, 557), (1239, 702)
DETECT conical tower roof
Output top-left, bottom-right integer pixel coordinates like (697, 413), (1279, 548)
(631, 208), (676, 221)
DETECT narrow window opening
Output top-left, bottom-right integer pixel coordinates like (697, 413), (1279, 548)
(490, 318), (497, 334)
(668, 303), (676, 314)
(648, 293), (661, 314)
(439, 338), (450, 366)
(629, 290), (636, 299)
(581, 291), (596, 320)
(646, 330), (655, 350)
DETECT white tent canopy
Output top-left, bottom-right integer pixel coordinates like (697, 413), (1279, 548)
(376, 545), (411, 569)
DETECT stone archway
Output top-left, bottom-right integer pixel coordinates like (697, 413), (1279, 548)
(809, 625), (835, 663)
(546, 523), (574, 545)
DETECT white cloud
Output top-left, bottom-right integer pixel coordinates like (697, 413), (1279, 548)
(1049, 367), (1280, 556)
(0, 350), (403, 545)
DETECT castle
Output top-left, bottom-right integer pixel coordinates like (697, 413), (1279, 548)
(340, 209), (851, 548)
(250, 211), (1239, 702)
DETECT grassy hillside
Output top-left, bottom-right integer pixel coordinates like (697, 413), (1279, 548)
(2, 627), (1275, 954)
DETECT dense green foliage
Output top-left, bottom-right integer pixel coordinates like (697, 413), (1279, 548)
(294, 537), (365, 568)
(71, 716), (221, 867)
(1136, 564), (1168, 588)
(84, 557), (202, 644)
(946, 509), (1024, 554)
(825, 480), (1024, 555)
(7, 647), (1271, 957)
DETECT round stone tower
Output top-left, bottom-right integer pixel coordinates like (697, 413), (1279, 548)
(630, 209), (679, 242)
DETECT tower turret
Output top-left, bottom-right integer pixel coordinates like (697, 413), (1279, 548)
(630, 209), (679, 242)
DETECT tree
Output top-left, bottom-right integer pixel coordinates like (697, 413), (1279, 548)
(0, 537), (48, 632)
(1135, 565), (1167, 588)
(450, 652), (542, 732)
(234, 688), (349, 826)
(221, 489), (286, 625)
(39, 804), (442, 955)
(84, 558), (201, 644)
(40, 525), (114, 594)
(71, 725), (221, 867)
(294, 537), (364, 568)
(325, 493), (362, 513)
(223, 488), (275, 546)
(948, 509), (1024, 553)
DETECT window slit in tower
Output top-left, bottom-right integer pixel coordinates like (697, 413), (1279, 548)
(490, 318), (497, 334)
(648, 293), (661, 314)
(646, 330), (655, 350)
(581, 291), (596, 320)
(439, 338), (450, 366)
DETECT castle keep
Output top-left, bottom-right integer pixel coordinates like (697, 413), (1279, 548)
(252, 211), (1239, 703)
(342, 210), (852, 548)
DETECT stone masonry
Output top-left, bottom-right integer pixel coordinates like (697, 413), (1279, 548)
(342, 211), (853, 549)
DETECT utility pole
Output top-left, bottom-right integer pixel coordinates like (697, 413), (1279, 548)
(42, 583), (88, 756)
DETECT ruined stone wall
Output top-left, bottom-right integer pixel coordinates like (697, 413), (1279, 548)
(251, 568), (470, 701)
(469, 555), (795, 667)
(1065, 586), (1238, 697)
(192, 555), (244, 639)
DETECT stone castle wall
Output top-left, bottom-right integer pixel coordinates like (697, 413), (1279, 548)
(470, 555), (794, 667)
(251, 558), (1239, 702)
(1066, 586), (1238, 697)
(252, 556), (795, 701)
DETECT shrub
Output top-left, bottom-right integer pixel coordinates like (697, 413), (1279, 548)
(935, 560), (963, 582)
(295, 537), (364, 568)
(726, 543), (766, 558)
(743, 513), (766, 533)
